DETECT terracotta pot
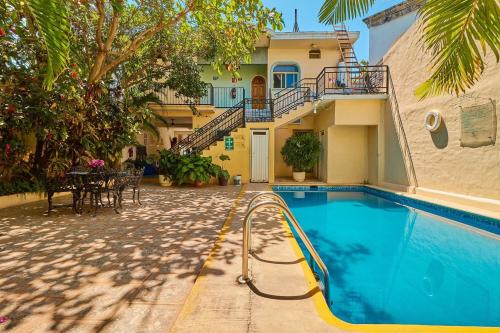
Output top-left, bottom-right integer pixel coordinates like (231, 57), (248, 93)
(218, 176), (228, 186)
(292, 171), (306, 182)
(194, 180), (204, 187)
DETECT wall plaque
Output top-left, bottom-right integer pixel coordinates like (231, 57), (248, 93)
(224, 136), (234, 151)
(460, 99), (497, 147)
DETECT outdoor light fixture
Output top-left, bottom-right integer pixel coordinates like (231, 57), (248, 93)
(313, 100), (319, 114)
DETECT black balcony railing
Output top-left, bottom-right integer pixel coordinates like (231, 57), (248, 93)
(213, 87), (245, 108)
(157, 85), (213, 105)
(244, 98), (273, 122)
(316, 66), (388, 96)
(168, 65), (389, 154)
(156, 85), (244, 108)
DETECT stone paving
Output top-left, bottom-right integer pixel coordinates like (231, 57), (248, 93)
(0, 185), (241, 333)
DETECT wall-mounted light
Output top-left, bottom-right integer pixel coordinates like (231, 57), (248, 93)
(313, 100), (320, 114)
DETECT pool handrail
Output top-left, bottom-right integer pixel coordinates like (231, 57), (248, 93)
(239, 198), (331, 302)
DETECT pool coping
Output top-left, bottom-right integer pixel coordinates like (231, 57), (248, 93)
(272, 184), (500, 332)
(273, 185), (500, 235)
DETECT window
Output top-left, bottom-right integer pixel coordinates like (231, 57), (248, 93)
(272, 64), (299, 89)
(309, 49), (321, 59)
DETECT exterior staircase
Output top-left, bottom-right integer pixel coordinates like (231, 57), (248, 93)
(170, 25), (390, 155)
(334, 23), (360, 67)
(170, 65), (389, 154)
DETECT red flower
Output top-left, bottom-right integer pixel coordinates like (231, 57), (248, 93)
(71, 63), (78, 68)
(7, 105), (15, 113)
(46, 132), (53, 140)
(5, 144), (11, 156)
(70, 71), (78, 79)
(0, 28), (5, 37)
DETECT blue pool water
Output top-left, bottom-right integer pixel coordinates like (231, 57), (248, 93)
(275, 189), (500, 327)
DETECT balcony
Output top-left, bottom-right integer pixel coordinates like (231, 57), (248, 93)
(156, 84), (245, 109)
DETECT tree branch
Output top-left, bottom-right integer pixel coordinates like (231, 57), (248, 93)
(91, 1), (196, 83)
(95, 0), (105, 50)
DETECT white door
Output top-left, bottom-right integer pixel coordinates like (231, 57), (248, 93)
(251, 130), (269, 182)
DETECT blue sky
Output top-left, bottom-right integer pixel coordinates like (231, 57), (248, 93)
(262, 0), (402, 61)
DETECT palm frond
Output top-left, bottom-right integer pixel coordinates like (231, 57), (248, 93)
(142, 119), (160, 140)
(416, 0), (500, 99)
(26, 0), (71, 90)
(151, 113), (170, 127)
(319, 0), (374, 24)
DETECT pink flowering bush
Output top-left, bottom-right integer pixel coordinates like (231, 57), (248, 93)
(88, 159), (105, 169)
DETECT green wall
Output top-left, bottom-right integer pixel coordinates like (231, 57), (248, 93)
(200, 64), (268, 99)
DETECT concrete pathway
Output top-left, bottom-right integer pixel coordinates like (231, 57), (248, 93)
(171, 184), (343, 333)
(0, 185), (240, 333)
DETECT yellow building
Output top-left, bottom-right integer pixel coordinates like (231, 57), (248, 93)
(133, 26), (392, 188)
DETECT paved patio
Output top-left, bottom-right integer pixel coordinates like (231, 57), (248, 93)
(0, 185), (241, 332)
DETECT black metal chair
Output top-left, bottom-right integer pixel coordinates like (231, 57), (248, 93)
(127, 167), (145, 205)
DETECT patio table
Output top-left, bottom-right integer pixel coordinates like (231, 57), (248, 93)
(46, 169), (140, 216)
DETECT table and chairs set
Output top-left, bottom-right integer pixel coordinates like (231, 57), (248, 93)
(44, 167), (145, 216)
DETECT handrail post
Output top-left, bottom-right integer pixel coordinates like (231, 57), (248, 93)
(239, 198), (331, 303)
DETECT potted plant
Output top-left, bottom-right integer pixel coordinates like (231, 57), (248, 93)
(174, 153), (215, 187)
(158, 149), (178, 186)
(280, 133), (321, 182)
(217, 154), (230, 186)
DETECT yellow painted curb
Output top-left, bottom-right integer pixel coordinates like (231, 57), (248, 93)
(272, 186), (499, 333)
(169, 185), (246, 330)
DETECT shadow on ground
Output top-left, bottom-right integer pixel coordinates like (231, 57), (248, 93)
(0, 185), (240, 333)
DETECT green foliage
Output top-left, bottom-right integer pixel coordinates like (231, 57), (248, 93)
(24, 0), (71, 90)
(0, 177), (45, 196)
(280, 133), (321, 172)
(158, 149), (179, 181)
(319, 0), (375, 24)
(318, 0), (500, 98)
(415, 0), (500, 98)
(0, 0), (282, 193)
(173, 153), (216, 185)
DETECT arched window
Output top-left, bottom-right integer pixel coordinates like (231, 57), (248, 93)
(272, 64), (299, 89)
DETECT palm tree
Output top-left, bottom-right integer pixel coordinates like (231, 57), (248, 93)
(24, 0), (70, 90)
(319, 0), (500, 99)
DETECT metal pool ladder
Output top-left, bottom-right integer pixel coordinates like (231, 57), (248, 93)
(239, 192), (331, 302)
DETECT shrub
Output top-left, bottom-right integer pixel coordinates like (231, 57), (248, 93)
(158, 149), (179, 181)
(173, 153), (216, 185)
(280, 133), (321, 172)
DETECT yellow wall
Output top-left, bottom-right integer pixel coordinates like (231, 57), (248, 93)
(202, 123), (275, 184)
(328, 126), (369, 184)
(274, 115), (315, 178)
(367, 125), (379, 185)
(267, 48), (341, 79)
(335, 99), (384, 125)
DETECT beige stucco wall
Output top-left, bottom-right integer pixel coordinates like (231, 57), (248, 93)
(383, 23), (500, 199)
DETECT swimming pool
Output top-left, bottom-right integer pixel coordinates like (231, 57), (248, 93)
(273, 186), (500, 327)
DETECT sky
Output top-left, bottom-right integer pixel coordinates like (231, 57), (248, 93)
(262, 0), (403, 61)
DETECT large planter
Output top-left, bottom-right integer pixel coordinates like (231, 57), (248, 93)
(158, 175), (172, 187)
(194, 180), (204, 187)
(292, 171), (306, 182)
(218, 176), (228, 186)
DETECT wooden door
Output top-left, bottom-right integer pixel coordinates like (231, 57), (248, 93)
(251, 76), (266, 109)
